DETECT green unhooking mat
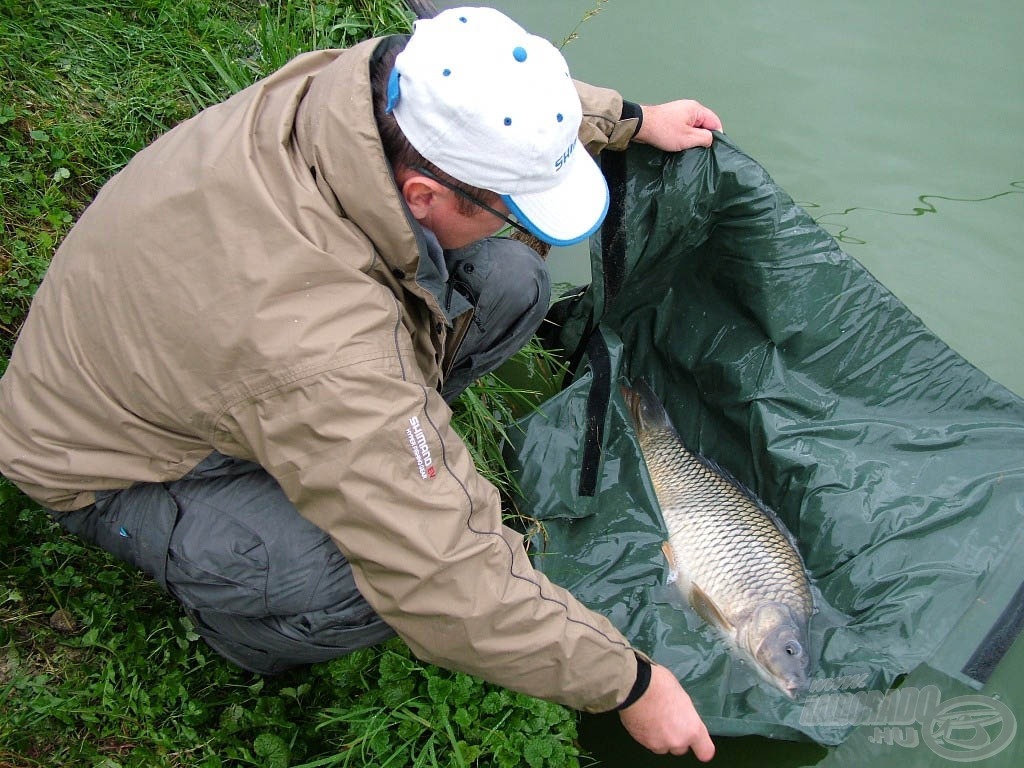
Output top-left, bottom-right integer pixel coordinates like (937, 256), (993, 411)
(505, 137), (1024, 744)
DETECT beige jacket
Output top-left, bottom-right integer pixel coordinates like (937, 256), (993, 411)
(0, 36), (642, 711)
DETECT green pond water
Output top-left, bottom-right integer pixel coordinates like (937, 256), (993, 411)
(435, 2), (1024, 764)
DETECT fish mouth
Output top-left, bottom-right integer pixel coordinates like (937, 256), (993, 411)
(783, 677), (809, 700)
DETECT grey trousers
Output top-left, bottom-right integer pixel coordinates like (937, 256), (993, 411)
(54, 236), (550, 675)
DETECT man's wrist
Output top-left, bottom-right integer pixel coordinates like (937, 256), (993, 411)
(620, 100), (644, 141)
(615, 652), (652, 710)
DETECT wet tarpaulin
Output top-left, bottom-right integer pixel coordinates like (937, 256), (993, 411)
(505, 137), (1024, 744)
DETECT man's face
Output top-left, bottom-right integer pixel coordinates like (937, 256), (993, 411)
(417, 187), (510, 249)
(399, 171), (511, 249)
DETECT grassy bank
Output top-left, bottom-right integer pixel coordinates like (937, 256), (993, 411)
(0, 1), (582, 765)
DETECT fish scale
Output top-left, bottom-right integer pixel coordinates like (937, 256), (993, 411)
(645, 427), (811, 619)
(622, 380), (815, 696)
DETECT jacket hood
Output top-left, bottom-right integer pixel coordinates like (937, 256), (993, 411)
(295, 36), (423, 278)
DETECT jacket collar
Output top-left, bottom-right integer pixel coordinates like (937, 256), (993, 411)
(294, 36), (423, 281)
(292, 36), (474, 328)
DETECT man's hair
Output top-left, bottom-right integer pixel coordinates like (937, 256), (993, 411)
(370, 36), (501, 216)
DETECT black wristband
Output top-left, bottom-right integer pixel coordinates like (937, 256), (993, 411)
(620, 100), (644, 140)
(615, 653), (652, 710)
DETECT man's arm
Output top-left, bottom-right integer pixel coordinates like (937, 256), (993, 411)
(633, 99), (723, 151)
(216, 341), (639, 712)
(574, 80), (723, 154)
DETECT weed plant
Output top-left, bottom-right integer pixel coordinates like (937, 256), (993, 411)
(0, 1), (585, 765)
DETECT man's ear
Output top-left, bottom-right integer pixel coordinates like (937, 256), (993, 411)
(401, 175), (440, 221)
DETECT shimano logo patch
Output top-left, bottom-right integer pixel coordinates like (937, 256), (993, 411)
(406, 416), (437, 480)
(554, 138), (577, 172)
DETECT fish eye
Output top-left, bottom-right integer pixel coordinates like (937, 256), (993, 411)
(785, 641), (802, 656)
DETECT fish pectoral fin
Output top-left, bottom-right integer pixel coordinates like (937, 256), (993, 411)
(689, 583), (734, 635)
(661, 541), (677, 570)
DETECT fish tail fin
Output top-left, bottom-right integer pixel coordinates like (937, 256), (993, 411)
(620, 378), (674, 432)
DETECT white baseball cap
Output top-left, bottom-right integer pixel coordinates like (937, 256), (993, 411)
(386, 6), (609, 246)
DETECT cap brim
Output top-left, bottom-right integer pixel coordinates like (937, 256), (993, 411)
(501, 148), (609, 247)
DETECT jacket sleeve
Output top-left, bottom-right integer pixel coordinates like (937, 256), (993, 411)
(214, 330), (638, 713)
(574, 79), (641, 154)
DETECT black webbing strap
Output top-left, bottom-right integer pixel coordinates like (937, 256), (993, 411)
(961, 579), (1024, 683)
(561, 148), (630, 389)
(600, 147), (629, 311)
(575, 149), (630, 497)
(577, 332), (611, 497)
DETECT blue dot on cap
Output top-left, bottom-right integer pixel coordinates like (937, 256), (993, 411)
(504, 117), (512, 126)
(459, 16), (467, 22)
(443, 68), (451, 76)
(556, 113), (564, 122)
(513, 46), (527, 62)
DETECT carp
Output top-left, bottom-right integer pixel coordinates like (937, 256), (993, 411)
(622, 380), (814, 697)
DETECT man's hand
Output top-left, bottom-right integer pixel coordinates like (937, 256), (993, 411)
(618, 662), (716, 760)
(634, 100), (724, 152)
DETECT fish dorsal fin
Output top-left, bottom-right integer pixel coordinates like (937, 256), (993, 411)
(690, 582), (735, 635)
